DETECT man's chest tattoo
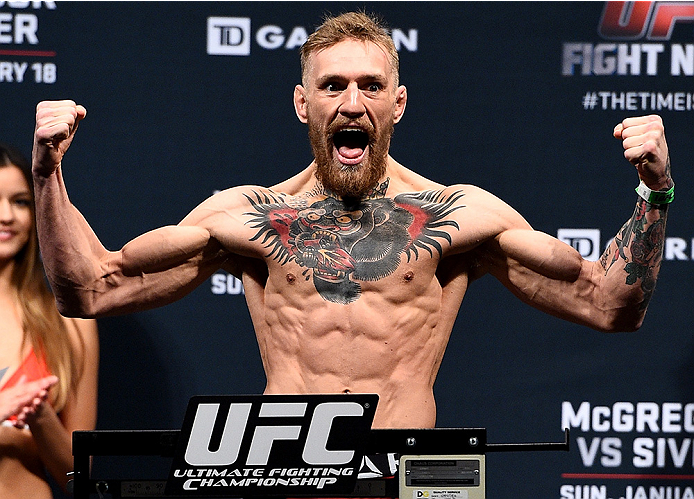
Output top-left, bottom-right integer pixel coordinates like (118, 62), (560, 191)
(244, 186), (465, 304)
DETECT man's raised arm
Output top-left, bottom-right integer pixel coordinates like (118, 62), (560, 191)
(598, 114), (672, 326)
(32, 100), (227, 317)
(487, 115), (672, 332)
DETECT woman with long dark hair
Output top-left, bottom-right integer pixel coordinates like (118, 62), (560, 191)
(0, 142), (99, 498)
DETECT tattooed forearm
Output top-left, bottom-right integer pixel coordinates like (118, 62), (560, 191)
(601, 198), (668, 309)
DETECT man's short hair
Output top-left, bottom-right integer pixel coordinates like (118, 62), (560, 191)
(300, 11), (400, 87)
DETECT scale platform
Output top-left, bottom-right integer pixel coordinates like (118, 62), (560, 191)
(70, 395), (569, 498)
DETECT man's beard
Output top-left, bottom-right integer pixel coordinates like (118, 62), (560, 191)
(308, 115), (393, 199)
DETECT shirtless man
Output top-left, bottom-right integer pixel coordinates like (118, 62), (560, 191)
(31, 12), (672, 430)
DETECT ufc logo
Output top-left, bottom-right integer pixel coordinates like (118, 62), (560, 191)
(184, 401), (363, 466)
(599, 1), (694, 40)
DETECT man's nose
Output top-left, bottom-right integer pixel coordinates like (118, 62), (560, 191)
(338, 83), (366, 117)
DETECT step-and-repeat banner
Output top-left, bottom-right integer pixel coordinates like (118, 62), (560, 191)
(3, 2), (694, 498)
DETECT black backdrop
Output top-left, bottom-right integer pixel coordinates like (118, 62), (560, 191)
(3, 2), (694, 498)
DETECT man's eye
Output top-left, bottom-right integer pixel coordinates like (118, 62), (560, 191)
(325, 83), (340, 92)
(367, 83), (382, 92)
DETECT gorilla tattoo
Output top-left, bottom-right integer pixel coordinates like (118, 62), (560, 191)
(244, 184), (465, 304)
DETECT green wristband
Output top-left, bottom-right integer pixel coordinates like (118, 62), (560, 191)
(635, 180), (675, 205)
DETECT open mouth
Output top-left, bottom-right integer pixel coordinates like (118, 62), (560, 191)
(333, 128), (369, 165)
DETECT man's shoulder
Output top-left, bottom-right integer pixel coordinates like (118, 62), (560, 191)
(391, 181), (531, 235)
(434, 183), (517, 209)
(198, 165), (314, 207)
(387, 161), (488, 200)
(181, 185), (276, 228)
(391, 181), (491, 203)
(202, 185), (277, 207)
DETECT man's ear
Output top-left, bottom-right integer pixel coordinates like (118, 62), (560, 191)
(294, 85), (308, 123)
(393, 85), (407, 124)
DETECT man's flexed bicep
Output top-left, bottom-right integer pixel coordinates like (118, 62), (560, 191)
(487, 222), (663, 333)
(484, 229), (606, 328)
(35, 181), (228, 317)
(463, 181), (606, 326)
